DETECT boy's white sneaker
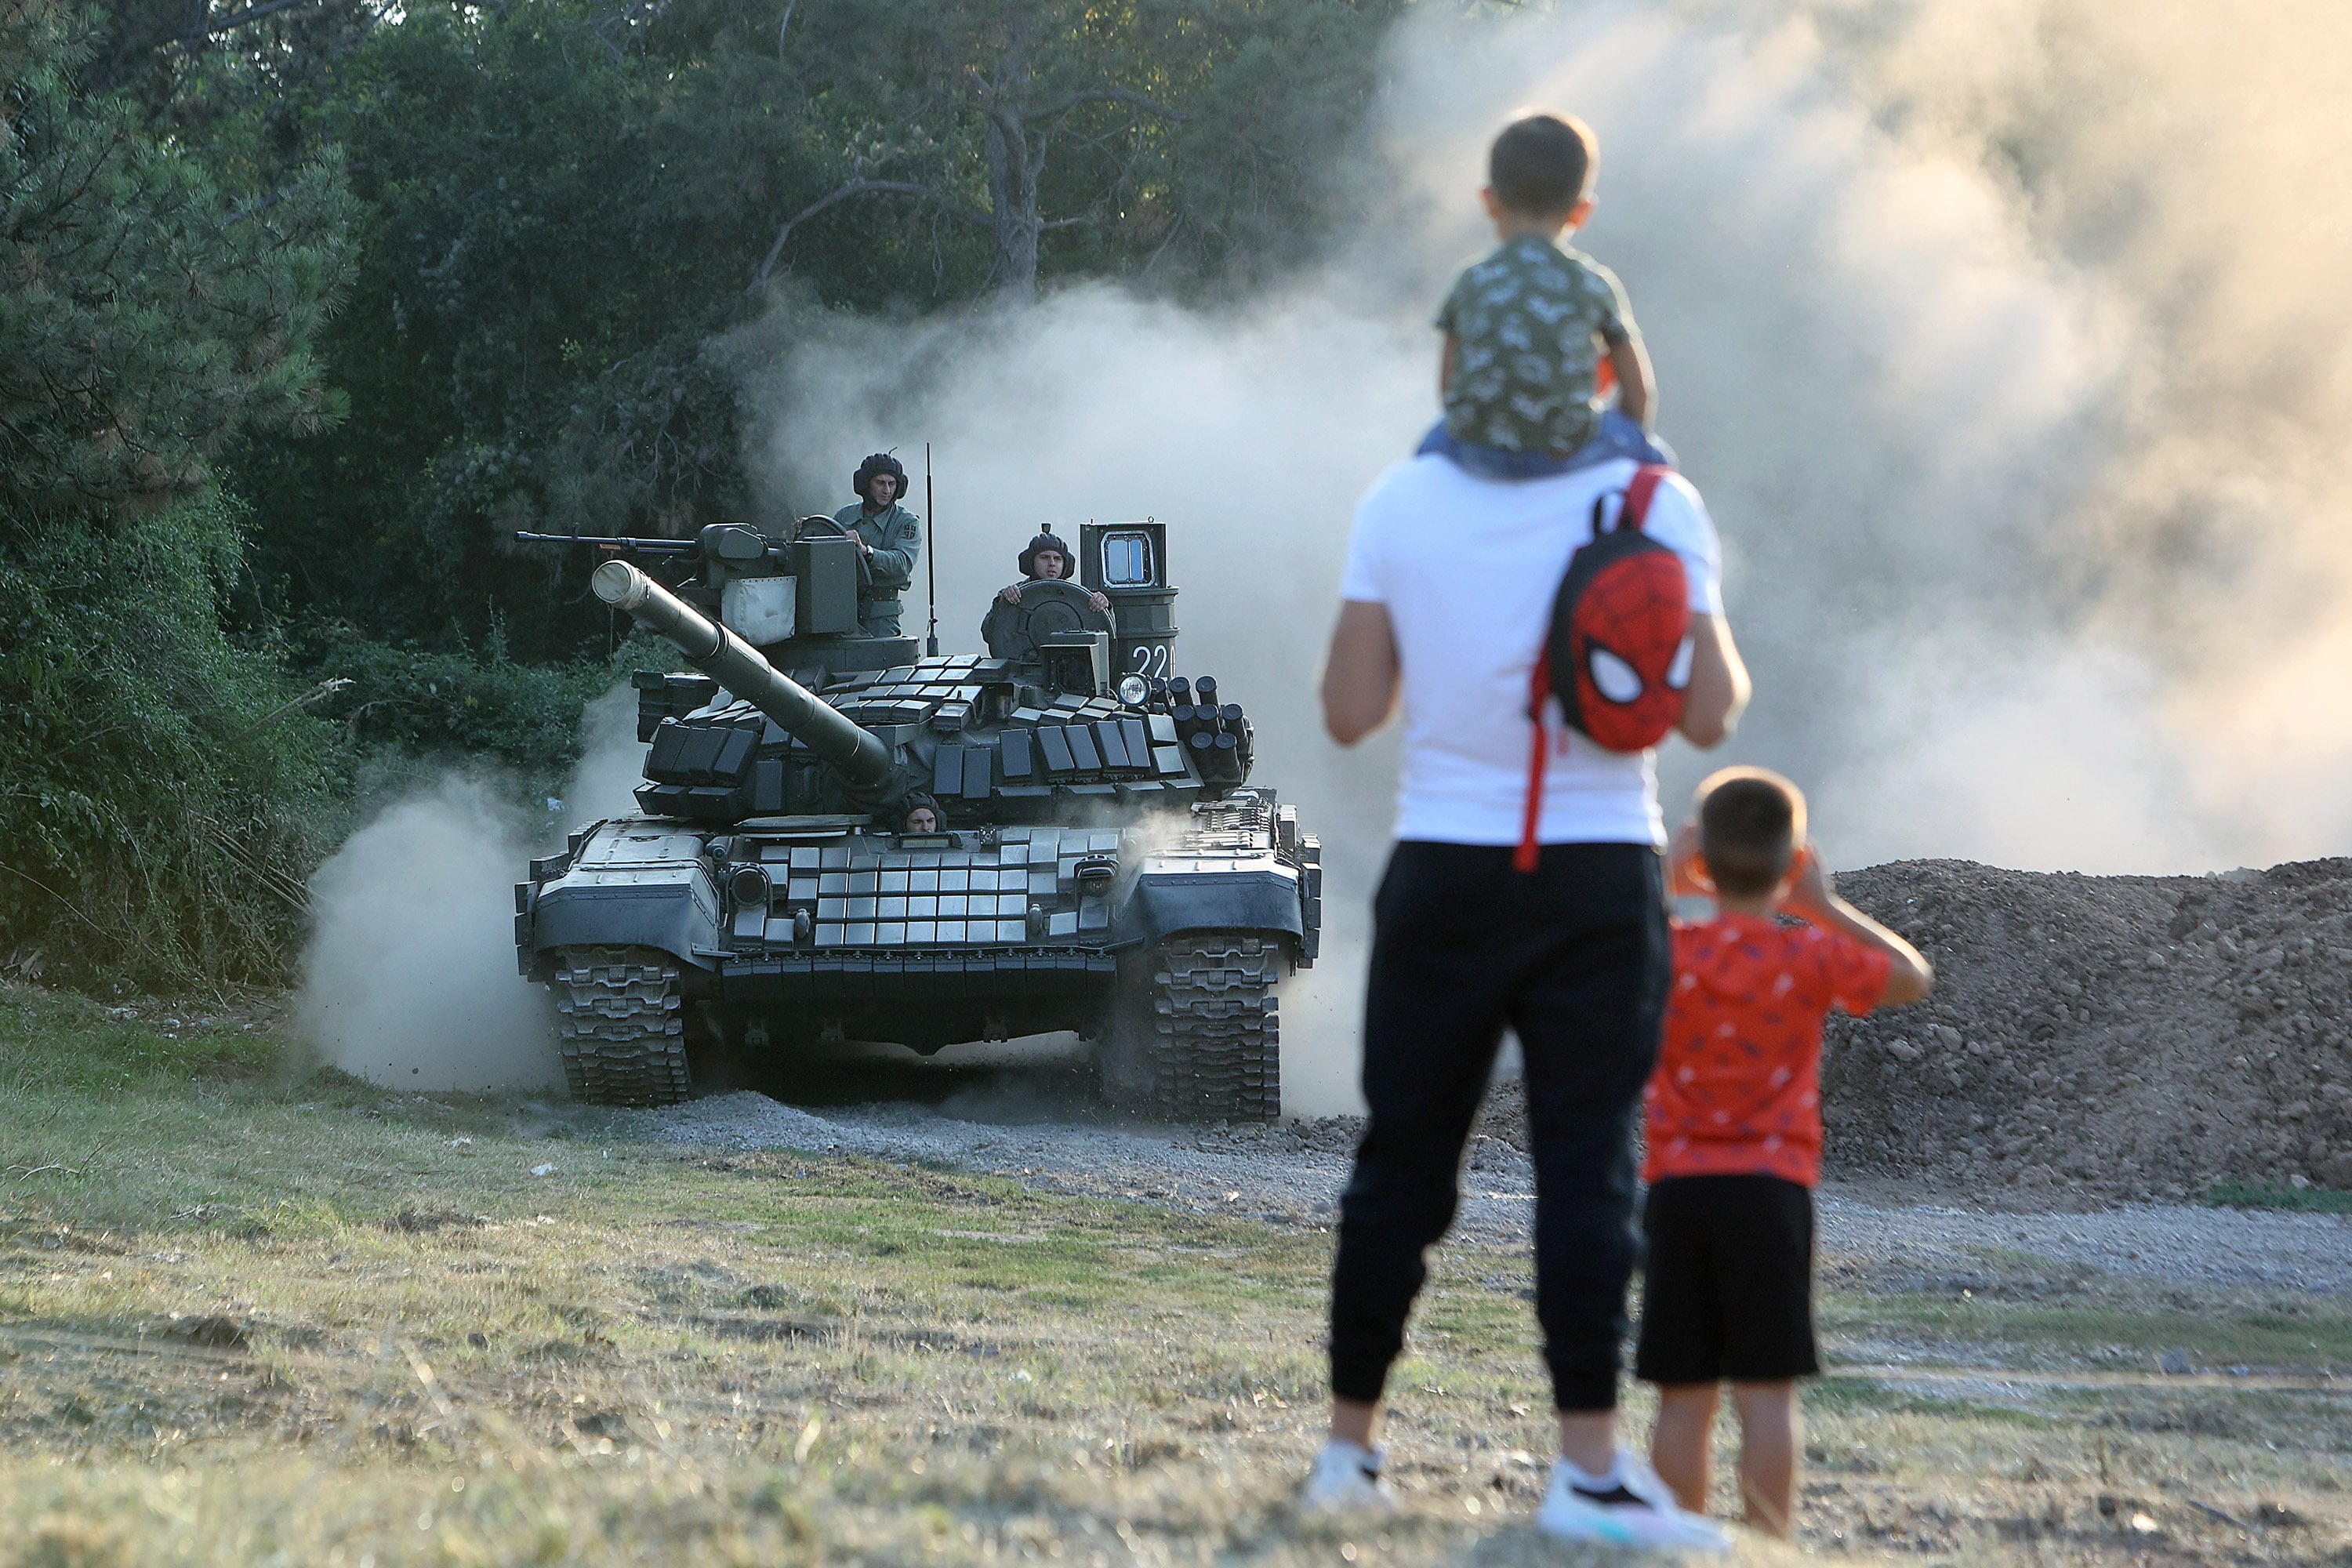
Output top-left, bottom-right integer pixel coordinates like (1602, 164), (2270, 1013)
(1535, 1450), (1730, 1552)
(1301, 1439), (1397, 1513)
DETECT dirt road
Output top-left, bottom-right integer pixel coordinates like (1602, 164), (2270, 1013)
(619, 1088), (2352, 1300)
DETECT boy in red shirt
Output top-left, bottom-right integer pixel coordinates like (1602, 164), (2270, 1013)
(1639, 768), (1933, 1540)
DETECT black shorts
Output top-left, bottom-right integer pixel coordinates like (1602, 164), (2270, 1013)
(1634, 1174), (1819, 1385)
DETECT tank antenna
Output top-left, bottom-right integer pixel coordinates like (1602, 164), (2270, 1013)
(924, 442), (939, 657)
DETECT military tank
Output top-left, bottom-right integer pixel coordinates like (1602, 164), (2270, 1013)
(514, 518), (1320, 1120)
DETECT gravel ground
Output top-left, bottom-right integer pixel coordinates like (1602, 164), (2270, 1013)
(616, 1091), (2352, 1297)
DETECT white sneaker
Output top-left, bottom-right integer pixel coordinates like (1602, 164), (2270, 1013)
(1534, 1450), (1730, 1552)
(1301, 1440), (1398, 1512)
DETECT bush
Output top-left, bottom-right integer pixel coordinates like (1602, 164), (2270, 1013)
(302, 622), (649, 786)
(0, 495), (347, 989)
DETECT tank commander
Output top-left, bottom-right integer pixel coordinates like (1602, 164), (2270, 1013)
(832, 452), (924, 637)
(996, 531), (1109, 611)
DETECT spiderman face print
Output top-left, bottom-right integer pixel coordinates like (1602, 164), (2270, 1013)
(1568, 549), (1693, 752)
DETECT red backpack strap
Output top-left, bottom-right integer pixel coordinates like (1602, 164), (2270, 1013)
(1515, 657), (1552, 874)
(1621, 464), (1671, 530)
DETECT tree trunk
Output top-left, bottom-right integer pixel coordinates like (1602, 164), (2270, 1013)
(983, 106), (1042, 307)
(982, 19), (1043, 307)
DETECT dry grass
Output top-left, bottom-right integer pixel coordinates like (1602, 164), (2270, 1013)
(0, 980), (2347, 1566)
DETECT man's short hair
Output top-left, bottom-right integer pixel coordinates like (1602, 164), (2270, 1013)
(1696, 768), (1806, 898)
(1489, 112), (1598, 216)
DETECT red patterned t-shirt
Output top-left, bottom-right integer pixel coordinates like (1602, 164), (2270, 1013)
(1643, 913), (1893, 1186)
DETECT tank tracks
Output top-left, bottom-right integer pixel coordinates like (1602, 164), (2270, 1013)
(552, 946), (692, 1107)
(1133, 933), (1283, 1123)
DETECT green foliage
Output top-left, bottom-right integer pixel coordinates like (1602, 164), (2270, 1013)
(2205, 1180), (2352, 1214)
(0, 1), (357, 989)
(0, 0), (354, 524)
(0, 495), (347, 988)
(229, 0), (786, 662)
(307, 623), (651, 778)
(687, 0), (1401, 300)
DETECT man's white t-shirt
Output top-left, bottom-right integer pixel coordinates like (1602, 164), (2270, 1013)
(1338, 456), (1724, 848)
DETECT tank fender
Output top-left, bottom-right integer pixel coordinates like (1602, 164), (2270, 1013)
(522, 821), (722, 977)
(1113, 858), (1307, 959)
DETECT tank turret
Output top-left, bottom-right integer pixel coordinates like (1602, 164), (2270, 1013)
(591, 560), (903, 811)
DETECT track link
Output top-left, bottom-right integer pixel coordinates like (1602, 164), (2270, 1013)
(552, 945), (691, 1107)
(1139, 933), (1283, 1122)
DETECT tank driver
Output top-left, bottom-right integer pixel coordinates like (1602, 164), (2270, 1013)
(996, 531), (1109, 611)
(832, 452), (924, 637)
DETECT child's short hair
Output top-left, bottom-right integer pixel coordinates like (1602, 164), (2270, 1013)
(1489, 112), (1598, 216)
(1696, 767), (1807, 898)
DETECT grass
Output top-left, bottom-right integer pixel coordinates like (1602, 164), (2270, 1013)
(1, 979), (2349, 1565)
(2207, 1180), (2352, 1214)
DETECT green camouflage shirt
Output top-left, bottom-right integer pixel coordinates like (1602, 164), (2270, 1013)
(1436, 234), (1637, 456)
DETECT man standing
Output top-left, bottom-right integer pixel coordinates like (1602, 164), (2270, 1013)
(1306, 452), (1751, 1551)
(832, 452), (923, 637)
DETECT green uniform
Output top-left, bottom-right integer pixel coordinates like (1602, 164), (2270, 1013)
(831, 501), (923, 637)
(1436, 233), (1637, 457)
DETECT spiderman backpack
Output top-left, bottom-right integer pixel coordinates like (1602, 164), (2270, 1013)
(1515, 464), (1694, 871)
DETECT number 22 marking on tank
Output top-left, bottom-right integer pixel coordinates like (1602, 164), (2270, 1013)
(1131, 644), (1169, 677)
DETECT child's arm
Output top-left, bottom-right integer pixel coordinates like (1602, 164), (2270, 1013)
(1439, 332), (1460, 398)
(1778, 848), (1934, 1006)
(1608, 333), (1654, 427)
(1665, 821), (1713, 898)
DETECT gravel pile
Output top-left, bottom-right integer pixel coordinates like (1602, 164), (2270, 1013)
(1818, 858), (2352, 1200)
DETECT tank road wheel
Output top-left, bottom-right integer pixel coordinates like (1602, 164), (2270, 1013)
(1105, 933), (1284, 1123)
(552, 946), (692, 1107)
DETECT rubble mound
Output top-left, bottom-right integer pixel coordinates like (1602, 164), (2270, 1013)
(1820, 858), (2352, 1200)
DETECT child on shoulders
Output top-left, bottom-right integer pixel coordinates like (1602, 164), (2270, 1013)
(1425, 111), (1671, 481)
(1639, 768), (1934, 1539)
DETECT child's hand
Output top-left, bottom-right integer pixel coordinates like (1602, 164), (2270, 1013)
(1666, 822), (1712, 898)
(1776, 843), (1833, 919)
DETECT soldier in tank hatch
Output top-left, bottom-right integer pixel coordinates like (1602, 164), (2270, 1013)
(996, 531), (1109, 611)
(832, 452), (924, 637)
(898, 792), (944, 834)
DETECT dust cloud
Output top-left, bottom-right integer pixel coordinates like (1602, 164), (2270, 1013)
(294, 689), (646, 1091)
(731, 0), (2352, 1109)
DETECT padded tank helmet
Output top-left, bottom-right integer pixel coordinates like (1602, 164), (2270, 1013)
(851, 452), (909, 504)
(1018, 530), (1073, 579)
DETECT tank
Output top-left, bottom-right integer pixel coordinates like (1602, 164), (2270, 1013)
(514, 518), (1321, 1120)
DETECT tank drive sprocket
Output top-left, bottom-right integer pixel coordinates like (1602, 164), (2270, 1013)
(1115, 932), (1283, 1122)
(553, 946), (692, 1106)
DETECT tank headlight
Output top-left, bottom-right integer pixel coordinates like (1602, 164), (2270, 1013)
(1116, 673), (1151, 706)
(728, 865), (772, 909)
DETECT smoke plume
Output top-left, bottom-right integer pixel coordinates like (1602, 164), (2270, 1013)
(295, 689), (646, 1092)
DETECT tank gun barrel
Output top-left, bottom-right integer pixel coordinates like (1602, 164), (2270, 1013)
(592, 560), (898, 797)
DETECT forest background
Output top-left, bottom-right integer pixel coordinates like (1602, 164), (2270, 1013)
(0, 0), (1396, 988)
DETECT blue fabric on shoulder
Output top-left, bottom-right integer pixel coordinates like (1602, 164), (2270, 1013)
(1417, 410), (1676, 478)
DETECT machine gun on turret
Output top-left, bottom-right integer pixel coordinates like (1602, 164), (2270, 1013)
(521, 520), (897, 677)
(514, 532), (701, 557)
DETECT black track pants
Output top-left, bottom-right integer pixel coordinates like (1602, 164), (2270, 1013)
(1328, 840), (1669, 1413)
